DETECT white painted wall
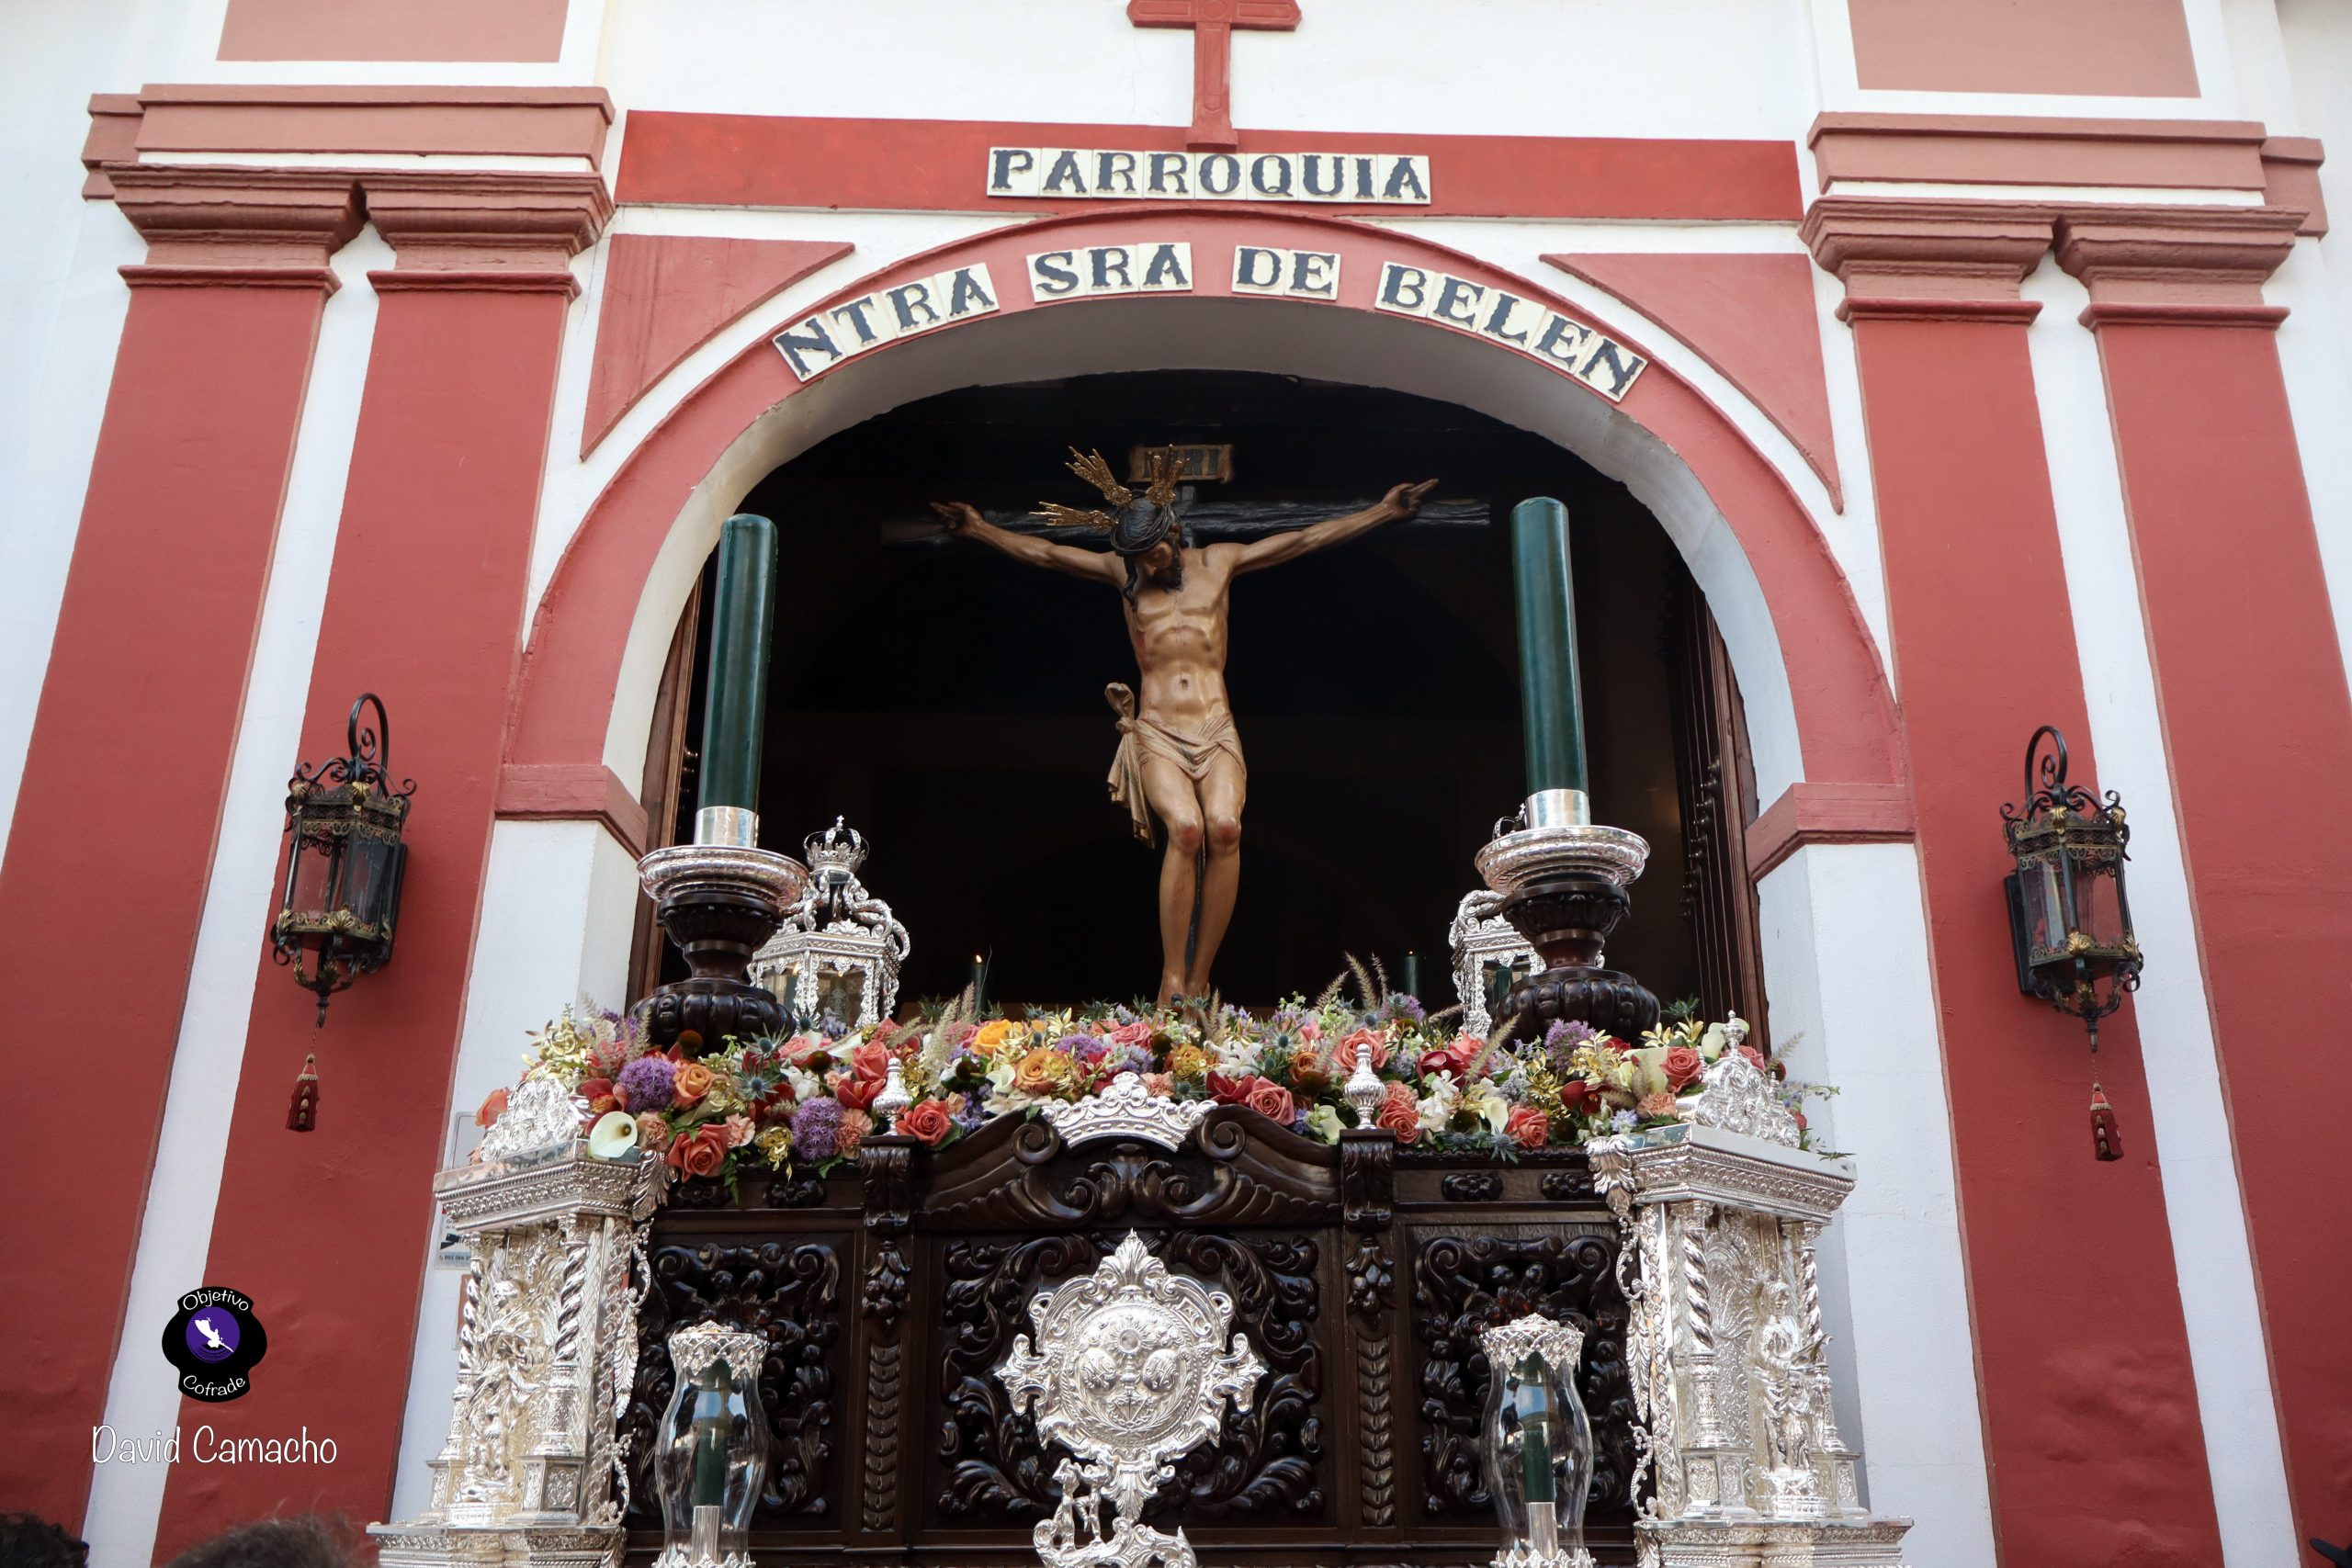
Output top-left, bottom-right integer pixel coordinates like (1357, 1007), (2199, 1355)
(1755, 841), (1996, 1568)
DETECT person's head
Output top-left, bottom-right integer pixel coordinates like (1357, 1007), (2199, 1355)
(162, 1516), (355, 1568)
(0, 1513), (88, 1568)
(1111, 498), (1186, 602)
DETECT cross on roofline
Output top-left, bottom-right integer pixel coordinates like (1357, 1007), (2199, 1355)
(1127, 0), (1303, 151)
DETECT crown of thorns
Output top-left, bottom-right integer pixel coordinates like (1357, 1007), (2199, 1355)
(1035, 447), (1185, 556)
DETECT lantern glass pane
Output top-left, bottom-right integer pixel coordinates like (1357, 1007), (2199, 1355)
(2073, 862), (2126, 947)
(814, 967), (864, 1027)
(2022, 858), (2067, 955)
(345, 837), (398, 929)
(288, 830), (343, 919)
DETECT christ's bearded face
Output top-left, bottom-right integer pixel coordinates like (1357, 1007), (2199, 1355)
(1138, 539), (1181, 585)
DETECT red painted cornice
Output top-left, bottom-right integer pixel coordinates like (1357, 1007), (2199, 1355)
(1800, 197), (2053, 318)
(2054, 204), (2304, 319)
(102, 163), (363, 275)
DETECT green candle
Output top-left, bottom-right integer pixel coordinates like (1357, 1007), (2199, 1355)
(1514, 1353), (1556, 1505)
(690, 1366), (731, 1506)
(1399, 952), (1423, 1002)
(696, 513), (781, 826)
(1510, 498), (1589, 797)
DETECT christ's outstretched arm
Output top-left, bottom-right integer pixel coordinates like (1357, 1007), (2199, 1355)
(1226, 479), (1439, 576)
(931, 501), (1123, 584)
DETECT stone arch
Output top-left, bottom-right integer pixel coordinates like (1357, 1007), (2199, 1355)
(505, 208), (1900, 807)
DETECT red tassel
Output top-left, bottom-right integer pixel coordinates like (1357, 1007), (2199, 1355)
(2089, 1081), (2122, 1162)
(288, 1053), (320, 1133)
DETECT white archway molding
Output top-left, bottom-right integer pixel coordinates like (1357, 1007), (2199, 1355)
(598, 295), (1811, 804)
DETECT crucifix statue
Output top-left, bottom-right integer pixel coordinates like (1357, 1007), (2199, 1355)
(935, 451), (1436, 1004)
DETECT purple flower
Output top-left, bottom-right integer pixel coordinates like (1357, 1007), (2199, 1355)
(616, 1055), (676, 1112)
(1382, 994), (1427, 1025)
(1062, 1032), (1108, 1064)
(791, 1097), (845, 1161)
(1112, 1043), (1155, 1076)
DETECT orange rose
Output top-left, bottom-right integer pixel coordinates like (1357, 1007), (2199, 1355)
(475, 1088), (509, 1128)
(1012, 1047), (1071, 1097)
(1505, 1104), (1550, 1150)
(1662, 1045), (1705, 1089)
(1243, 1077), (1295, 1125)
(668, 1124), (727, 1179)
(834, 1073), (881, 1111)
(1335, 1028), (1390, 1071)
(899, 1100), (955, 1146)
(1374, 1081), (1420, 1145)
(850, 1041), (891, 1083)
(673, 1061), (715, 1107)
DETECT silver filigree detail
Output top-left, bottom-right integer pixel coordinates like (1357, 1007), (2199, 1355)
(1448, 888), (1535, 1039)
(1475, 821), (1650, 898)
(875, 1054), (912, 1131)
(750, 818), (908, 1028)
(998, 1232), (1264, 1568)
(1341, 1054), (1385, 1125)
(479, 1077), (586, 1165)
(667, 1320), (767, 1383)
(1479, 1313), (1587, 1377)
(1041, 1071), (1212, 1151)
(1683, 1053), (1802, 1148)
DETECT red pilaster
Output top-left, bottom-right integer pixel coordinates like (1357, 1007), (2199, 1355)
(0, 166), (357, 1529)
(153, 171), (612, 1554)
(2059, 204), (2350, 1551)
(1804, 197), (2224, 1566)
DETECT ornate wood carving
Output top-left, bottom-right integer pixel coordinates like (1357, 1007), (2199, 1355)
(926, 1111), (1340, 1230)
(1540, 1168), (1598, 1202)
(859, 1136), (915, 1532)
(1339, 1129), (1395, 1230)
(626, 1237), (844, 1526)
(1409, 1231), (1638, 1523)
(936, 1234), (1106, 1521)
(1345, 1235), (1397, 1527)
(1440, 1171), (1501, 1202)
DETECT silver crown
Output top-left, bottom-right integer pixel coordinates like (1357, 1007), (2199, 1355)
(804, 816), (869, 875)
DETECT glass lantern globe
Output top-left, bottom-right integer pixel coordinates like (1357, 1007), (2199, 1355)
(2001, 726), (2142, 1044)
(1478, 1314), (1595, 1568)
(653, 1321), (769, 1568)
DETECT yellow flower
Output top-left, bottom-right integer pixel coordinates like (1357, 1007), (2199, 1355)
(1012, 1046), (1072, 1096)
(755, 1126), (792, 1168)
(1167, 1043), (1210, 1081)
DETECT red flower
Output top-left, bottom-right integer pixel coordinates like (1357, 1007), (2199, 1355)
(475, 1088), (509, 1128)
(834, 1075), (881, 1112)
(899, 1100), (956, 1146)
(1336, 1028), (1390, 1071)
(1419, 1050), (1461, 1079)
(1662, 1046), (1705, 1089)
(577, 1077), (614, 1104)
(668, 1124), (729, 1180)
(1557, 1079), (1596, 1116)
(1207, 1071), (1254, 1106)
(1243, 1078), (1296, 1125)
(1737, 1045), (1770, 1073)
(1374, 1081), (1420, 1145)
(850, 1041), (891, 1083)
(1505, 1104), (1551, 1150)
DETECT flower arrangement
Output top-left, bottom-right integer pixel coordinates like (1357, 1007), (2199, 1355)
(495, 986), (1825, 1191)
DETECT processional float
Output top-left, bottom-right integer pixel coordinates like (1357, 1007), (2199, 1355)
(375, 496), (1913, 1568)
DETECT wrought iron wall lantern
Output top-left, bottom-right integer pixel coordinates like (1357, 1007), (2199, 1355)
(2001, 724), (2142, 1159)
(271, 693), (414, 1030)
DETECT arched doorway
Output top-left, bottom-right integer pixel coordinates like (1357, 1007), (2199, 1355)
(630, 367), (1767, 1019)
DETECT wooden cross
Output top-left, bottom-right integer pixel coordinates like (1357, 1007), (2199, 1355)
(1127, 0), (1302, 152)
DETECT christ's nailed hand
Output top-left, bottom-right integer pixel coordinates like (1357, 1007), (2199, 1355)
(1385, 479), (1441, 520)
(930, 501), (983, 533)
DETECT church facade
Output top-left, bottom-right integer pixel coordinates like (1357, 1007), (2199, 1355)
(1, 2), (2348, 1564)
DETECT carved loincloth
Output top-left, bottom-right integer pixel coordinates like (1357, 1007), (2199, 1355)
(1103, 682), (1243, 845)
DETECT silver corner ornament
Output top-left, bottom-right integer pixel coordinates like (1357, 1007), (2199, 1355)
(1586, 1058), (1914, 1568)
(997, 1232), (1265, 1568)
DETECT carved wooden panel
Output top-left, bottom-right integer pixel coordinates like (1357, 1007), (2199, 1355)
(931, 1230), (1329, 1527)
(625, 1236), (845, 1528)
(1408, 1229), (1639, 1525)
